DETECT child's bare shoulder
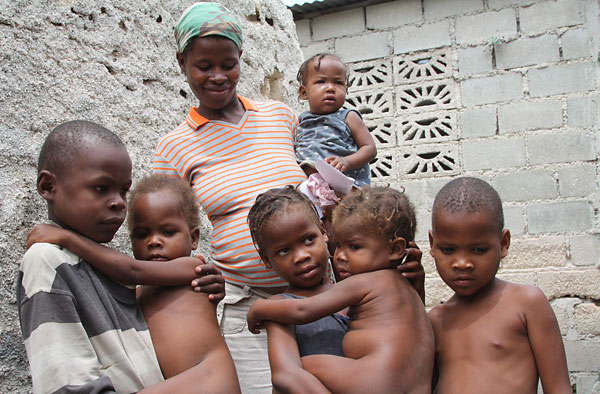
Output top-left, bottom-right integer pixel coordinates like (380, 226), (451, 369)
(501, 281), (550, 309)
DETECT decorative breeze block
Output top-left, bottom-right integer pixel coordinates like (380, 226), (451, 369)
(396, 79), (455, 113)
(399, 112), (457, 145)
(399, 144), (459, 178)
(393, 49), (451, 84)
(345, 90), (393, 119)
(347, 59), (392, 91)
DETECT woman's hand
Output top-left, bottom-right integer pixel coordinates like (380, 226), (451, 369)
(398, 241), (425, 303)
(191, 258), (225, 303)
(27, 224), (69, 250)
(246, 299), (266, 334)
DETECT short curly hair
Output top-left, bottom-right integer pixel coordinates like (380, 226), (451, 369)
(296, 52), (348, 85)
(332, 186), (416, 243)
(247, 186), (321, 253)
(432, 177), (504, 233)
(127, 175), (200, 231)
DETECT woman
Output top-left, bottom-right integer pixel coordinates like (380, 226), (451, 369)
(153, 3), (307, 392)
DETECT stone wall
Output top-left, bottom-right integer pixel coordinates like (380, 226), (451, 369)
(0, 0), (302, 391)
(295, 0), (600, 392)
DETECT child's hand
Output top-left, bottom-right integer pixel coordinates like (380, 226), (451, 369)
(325, 156), (349, 172)
(191, 258), (225, 303)
(398, 241), (425, 303)
(26, 224), (68, 250)
(246, 299), (266, 334)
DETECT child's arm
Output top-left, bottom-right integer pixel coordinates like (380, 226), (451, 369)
(325, 110), (376, 172)
(266, 320), (332, 394)
(523, 286), (572, 394)
(247, 275), (366, 333)
(27, 224), (219, 290)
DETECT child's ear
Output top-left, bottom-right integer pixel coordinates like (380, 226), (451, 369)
(389, 237), (407, 261)
(259, 251), (272, 269)
(500, 229), (510, 258)
(190, 227), (200, 250)
(37, 170), (57, 201)
(428, 230), (434, 257)
(299, 84), (308, 100)
(319, 222), (329, 243)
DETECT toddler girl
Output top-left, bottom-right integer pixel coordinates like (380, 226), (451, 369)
(247, 186), (435, 394)
(295, 53), (376, 187)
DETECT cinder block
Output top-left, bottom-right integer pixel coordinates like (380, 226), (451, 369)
(558, 164), (597, 198)
(498, 100), (563, 134)
(520, 0), (585, 34)
(393, 20), (451, 54)
(495, 35), (559, 69)
(460, 107), (497, 138)
(366, 0), (422, 29)
(462, 136), (526, 170)
(529, 62), (596, 97)
(295, 19), (311, 45)
(538, 269), (600, 300)
(301, 41), (331, 61)
(335, 32), (390, 63)
(574, 303), (600, 336)
(563, 339), (600, 372)
(461, 72), (522, 106)
(568, 234), (600, 267)
(503, 205), (525, 235)
(458, 45), (493, 75)
(561, 28), (592, 60)
(495, 271), (536, 286)
(528, 131), (595, 165)
(488, 0), (545, 8)
(502, 235), (566, 269)
(550, 298), (578, 336)
(415, 210), (431, 244)
(576, 375), (600, 394)
(424, 0), (484, 20)
(456, 8), (517, 45)
(492, 170), (557, 202)
(312, 8), (364, 41)
(568, 96), (597, 128)
(389, 179), (427, 210)
(527, 201), (593, 234)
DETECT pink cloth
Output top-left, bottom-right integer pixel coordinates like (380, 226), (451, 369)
(306, 173), (337, 207)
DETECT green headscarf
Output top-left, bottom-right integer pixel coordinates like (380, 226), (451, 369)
(175, 2), (243, 53)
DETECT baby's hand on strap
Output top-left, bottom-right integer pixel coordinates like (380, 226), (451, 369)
(27, 224), (69, 250)
(325, 156), (349, 172)
(246, 299), (266, 334)
(191, 256), (225, 303)
(398, 241), (425, 303)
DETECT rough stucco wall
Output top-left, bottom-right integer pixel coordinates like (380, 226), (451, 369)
(0, 0), (302, 391)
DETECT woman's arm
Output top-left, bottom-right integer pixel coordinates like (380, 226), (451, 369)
(266, 321), (331, 394)
(325, 110), (376, 172)
(27, 224), (205, 287)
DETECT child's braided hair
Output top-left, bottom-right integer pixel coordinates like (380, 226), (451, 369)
(248, 186), (321, 253)
(332, 186), (416, 243)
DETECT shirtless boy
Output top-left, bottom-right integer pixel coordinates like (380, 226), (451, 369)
(248, 187), (434, 394)
(428, 177), (571, 394)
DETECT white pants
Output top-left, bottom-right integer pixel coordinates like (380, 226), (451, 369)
(217, 282), (273, 394)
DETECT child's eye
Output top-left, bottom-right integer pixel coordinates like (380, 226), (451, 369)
(276, 248), (289, 256)
(472, 247), (488, 254)
(441, 247), (454, 254)
(163, 230), (176, 236)
(94, 185), (107, 192)
(131, 231), (147, 239)
(349, 244), (361, 250)
(304, 235), (316, 245)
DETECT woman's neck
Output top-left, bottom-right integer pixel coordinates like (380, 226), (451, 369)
(196, 95), (245, 124)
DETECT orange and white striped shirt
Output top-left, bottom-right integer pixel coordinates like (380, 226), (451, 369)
(153, 96), (307, 286)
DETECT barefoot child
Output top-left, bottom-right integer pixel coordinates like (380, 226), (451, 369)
(247, 187), (348, 393)
(247, 186), (435, 394)
(295, 53), (376, 187)
(428, 177), (571, 394)
(21, 121), (237, 393)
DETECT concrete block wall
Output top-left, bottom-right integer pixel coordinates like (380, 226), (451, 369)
(296, 0), (599, 391)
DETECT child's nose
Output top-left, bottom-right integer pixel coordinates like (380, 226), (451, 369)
(147, 234), (162, 248)
(451, 255), (473, 270)
(108, 194), (126, 210)
(293, 248), (310, 264)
